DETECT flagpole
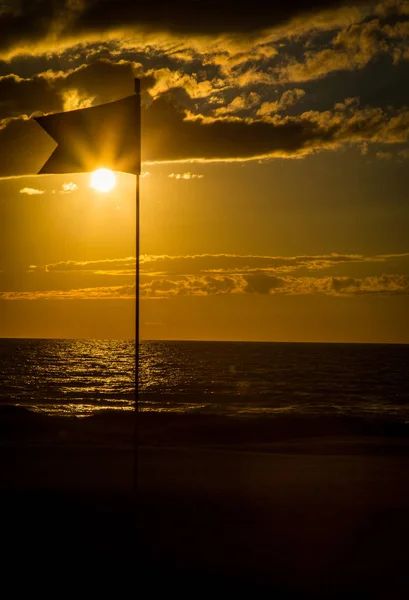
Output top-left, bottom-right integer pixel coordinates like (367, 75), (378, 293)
(134, 78), (141, 492)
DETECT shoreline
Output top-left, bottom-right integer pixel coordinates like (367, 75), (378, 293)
(2, 403), (409, 446)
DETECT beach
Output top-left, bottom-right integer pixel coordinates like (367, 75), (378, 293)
(2, 408), (409, 596)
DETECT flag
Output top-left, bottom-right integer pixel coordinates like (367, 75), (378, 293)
(34, 90), (140, 176)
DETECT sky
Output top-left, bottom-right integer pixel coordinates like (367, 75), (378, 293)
(1, 0), (409, 342)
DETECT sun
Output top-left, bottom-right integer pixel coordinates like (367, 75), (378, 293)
(90, 168), (116, 192)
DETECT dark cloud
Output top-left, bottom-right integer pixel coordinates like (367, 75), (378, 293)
(0, 39), (223, 90)
(244, 274), (284, 293)
(277, 18), (389, 84)
(0, 0), (371, 58)
(4, 272), (409, 299)
(0, 59), (152, 121)
(142, 90), (409, 162)
(61, 59), (149, 104)
(142, 88), (315, 161)
(75, 0), (353, 34)
(0, 73), (60, 119)
(2, 65), (409, 176)
(0, 1), (57, 55)
(331, 276), (361, 292)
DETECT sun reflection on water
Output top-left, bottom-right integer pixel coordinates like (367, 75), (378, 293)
(2, 339), (409, 422)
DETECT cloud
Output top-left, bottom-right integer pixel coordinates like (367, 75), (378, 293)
(277, 18), (389, 83)
(3, 273), (409, 300)
(5, 251), (409, 299)
(140, 273), (409, 297)
(0, 1), (405, 117)
(0, 59), (145, 121)
(19, 181), (77, 195)
(62, 88), (95, 111)
(376, 150), (393, 159)
(256, 89), (305, 116)
(168, 172), (204, 179)
(147, 67), (224, 101)
(2, 8), (409, 173)
(138, 94), (409, 163)
(19, 187), (44, 195)
(215, 92), (261, 116)
(243, 274), (285, 294)
(0, 0), (385, 112)
(28, 257), (136, 273)
(1, 79), (409, 173)
(0, 284), (136, 301)
(76, 0), (371, 36)
(28, 251), (408, 275)
(0, 1), (375, 61)
(60, 181), (77, 193)
(138, 251), (393, 275)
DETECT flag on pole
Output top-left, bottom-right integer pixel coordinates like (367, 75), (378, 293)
(35, 91), (140, 176)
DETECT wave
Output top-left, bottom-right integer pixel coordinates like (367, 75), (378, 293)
(1, 405), (409, 450)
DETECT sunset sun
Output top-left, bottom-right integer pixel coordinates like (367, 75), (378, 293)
(90, 168), (116, 192)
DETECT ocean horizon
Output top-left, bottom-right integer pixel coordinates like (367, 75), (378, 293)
(1, 338), (408, 427)
(2, 337), (409, 345)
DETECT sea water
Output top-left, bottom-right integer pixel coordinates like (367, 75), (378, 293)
(0, 339), (408, 425)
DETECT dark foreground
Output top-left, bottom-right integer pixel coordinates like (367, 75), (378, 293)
(2, 408), (409, 597)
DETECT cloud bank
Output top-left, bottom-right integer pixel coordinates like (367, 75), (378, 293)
(0, 1), (408, 172)
(2, 251), (408, 299)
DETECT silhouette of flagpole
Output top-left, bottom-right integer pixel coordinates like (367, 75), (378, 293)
(134, 78), (141, 492)
(34, 80), (142, 489)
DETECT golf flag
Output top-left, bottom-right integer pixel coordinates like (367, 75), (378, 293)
(35, 89), (140, 176)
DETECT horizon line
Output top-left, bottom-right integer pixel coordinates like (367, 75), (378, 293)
(0, 336), (408, 346)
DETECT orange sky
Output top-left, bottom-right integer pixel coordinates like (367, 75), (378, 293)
(1, 156), (409, 342)
(1, 0), (409, 342)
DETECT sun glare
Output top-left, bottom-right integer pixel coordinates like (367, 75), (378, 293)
(90, 168), (116, 192)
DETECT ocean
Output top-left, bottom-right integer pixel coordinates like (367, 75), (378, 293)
(0, 338), (409, 426)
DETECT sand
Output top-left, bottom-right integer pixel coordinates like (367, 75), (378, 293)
(2, 408), (409, 596)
